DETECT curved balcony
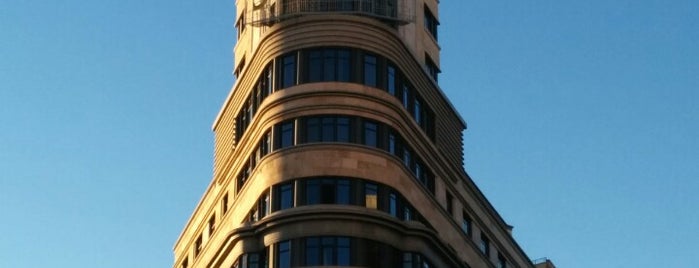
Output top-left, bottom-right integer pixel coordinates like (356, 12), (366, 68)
(249, 0), (414, 26)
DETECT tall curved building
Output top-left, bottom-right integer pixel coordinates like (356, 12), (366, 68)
(173, 1), (541, 267)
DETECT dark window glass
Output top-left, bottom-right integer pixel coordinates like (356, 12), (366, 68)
(403, 206), (413, 221)
(282, 54), (296, 88)
(222, 193), (229, 214)
(337, 50), (351, 82)
(194, 234), (202, 256)
(388, 133), (396, 155)
(308, 50), (322, 82)
(424, 6), (439, 40)
(402, 84), (410, 109)
(208, 214), (216, 235)
(337, 179), (351, 205)
(306, 179), (320, 205)
(323, 49), (337, 81)
(321, 117), (335, 142)
(363, 121), (378, 147)
(414, 98), (422, 125)
(337, 117), (350, 142)
(498, 254), (507, 268)
(305, 117), (320, 142)
(260, 192), (269, 219)
(363, 54), (377, 87)
(277, 240), (291, 268)
(389, 193), (397, 217)
(387, 65), (396, 95)
(403, 148), (411, 168)
(182, 258), (188, 268)
(480, 234), (490, 256)
(275, 183), (294, 211)
(279, 121), (294, 149)
(446, 192), (453, 216)
(462, 211), (472, 236)
(402, 253), (412, 268)
(337, 237), (350, 265)
(265, 64), (274, 95)
(305, 237), (320, 266)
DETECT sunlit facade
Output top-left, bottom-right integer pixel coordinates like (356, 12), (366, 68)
(173, 0), (539, 267)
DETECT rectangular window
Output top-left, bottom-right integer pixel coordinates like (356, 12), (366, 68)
(402, 84), (410, 110)
(414, 98), (422, 125)
(194, 234), (203, 256)
(336, 117), (351, 142)
(222, 193), (229, 214)
(425, 54), (440, 82)
(276, 183), (294, 211)
(389, 193), (398, 217)
(424, 5), (439, 40)
(462, 211), (472, 236)
(402, 253), (413, 268)
(182, 258), (188, 268)
(304, 237), (351, 266)
(479, 234), (490, 256)
(387, 65), (396, 95)
(363, 120), (378, 147)
(323, 49), (337, 81)
(259, 191), (269, 219)
(305, 117), (321, 142)
(275, 120), (295, 149)
(337, 49), (351, 82)
(363, 54), (377, 87)
(281, 53), (297, 88)
(308, 50), (322, 82)
(365, 183), (378, 209)
(446, 192), (453, 216)
(208, 214), (216, 235)
(276, 240), (291, 268)
(497, 254), (507, 268)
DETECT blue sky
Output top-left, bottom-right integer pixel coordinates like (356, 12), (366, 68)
(1, 0), (697, 267)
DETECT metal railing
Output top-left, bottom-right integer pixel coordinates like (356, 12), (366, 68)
(249, 0), (413, 26)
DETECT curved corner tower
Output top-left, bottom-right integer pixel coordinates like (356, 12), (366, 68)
(173, 1), (536, 267)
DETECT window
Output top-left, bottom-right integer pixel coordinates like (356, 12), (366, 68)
(275, 183), (294, 211)
(303, 237), (351, 266)
(479, 233), (490, 256)
(424, 5), (438, 40)
(389, 193), (398, 217)
(276, 240), (291, 268)
(461, 211), (472, 236)
(363, 54), (377, 87)
(281, 53), (297, 88)
(275, 120), (295, 149)
(236, 11), (246, 40)
(362, 120), (378, 147)
(302, 116), (352, 143)
(497, 253), (507, 268)
(446, 192), (453, 216)
(182, 257), (188, 268)
(304, 178), (351, 205)
(387, 65), (397, 95)
(365, 183), (378, 209)
(425, 54), (440, 82)
(208, 214), (216, 235)
(222, 193), (229, 215)
(194, 234), (203, 256)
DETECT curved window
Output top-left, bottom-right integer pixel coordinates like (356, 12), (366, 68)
(234, 114), (435, 196)
(247, 177), (431, 229)
(234, 47), (436, 146)
(240, 236), (441, 268)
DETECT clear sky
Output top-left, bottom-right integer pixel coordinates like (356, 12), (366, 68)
(0, 0), (696, 267)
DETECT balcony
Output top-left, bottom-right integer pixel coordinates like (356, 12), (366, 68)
(249, 0), (414, 27)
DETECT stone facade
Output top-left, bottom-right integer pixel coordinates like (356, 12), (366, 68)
(173, 0), (540, 267)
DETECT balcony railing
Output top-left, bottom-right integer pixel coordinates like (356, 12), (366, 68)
(249, 0), (414, 26)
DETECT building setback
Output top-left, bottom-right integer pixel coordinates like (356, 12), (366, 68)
(173, 0), (546, 267)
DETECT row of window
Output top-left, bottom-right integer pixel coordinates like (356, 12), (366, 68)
(234, 236), (438, 268)
(235, 115), (436, 196)
(449, 196), (509, 268)
(246, 177), (430, 226)
(234, 47), (437, 147)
